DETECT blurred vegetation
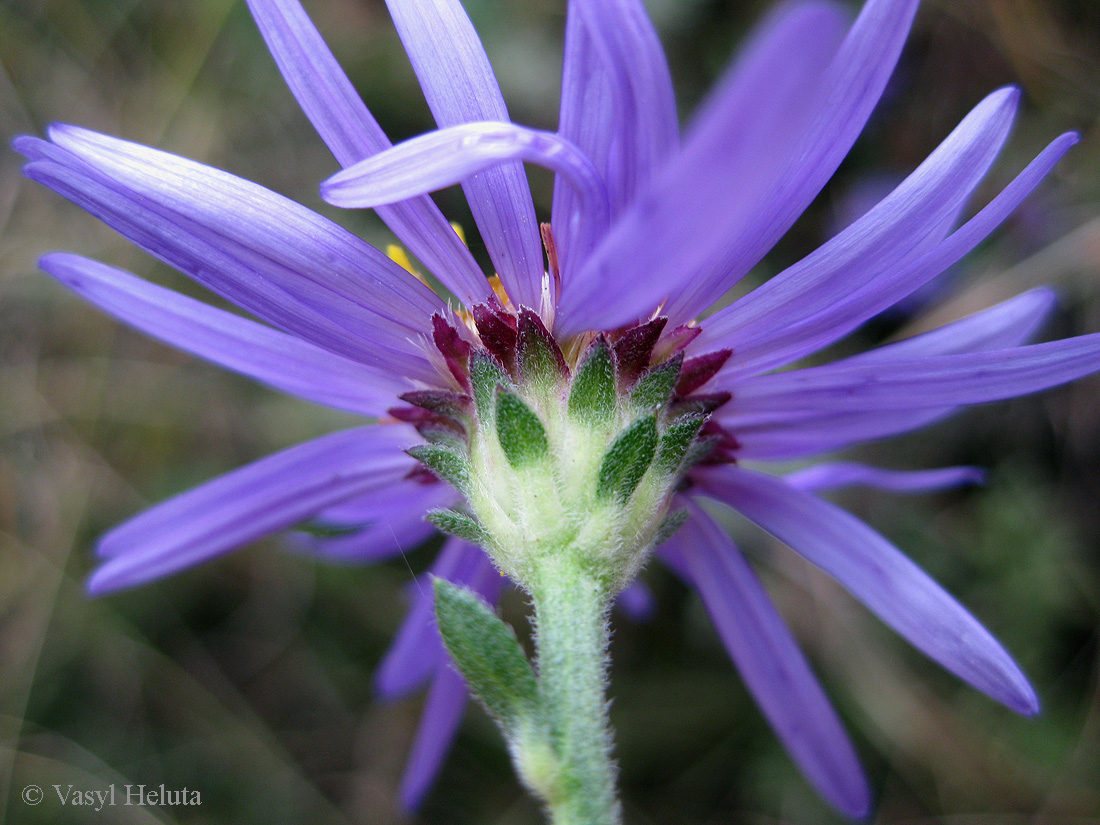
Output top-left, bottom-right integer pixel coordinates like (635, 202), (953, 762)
(2, 0), (1100, 823)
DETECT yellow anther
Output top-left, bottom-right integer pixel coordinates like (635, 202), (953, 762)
(488, 274), (511, 307)
(450, 221), (467, 246)
(387, 244), (429, 286)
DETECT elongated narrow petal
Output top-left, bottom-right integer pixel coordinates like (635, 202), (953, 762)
(557, 0), (919, 335)
(298, 516), (437, 565)
(40, 253), (409, 417)
(383, 0), (542, 308)
(376, 540), (483, 698)
(88, 425), (420, 593)
(243, 0), (489, 305)
(377, 541), (504, 699)
(572, 0), (678, 210)
(17, 129), (442, 379)
(678, 0), (919, 320)
(314, 478), (459, 531)
(697, 466), (1039, 714)
(712, 133), (1078, 382)
(663, 505), (870, 817)
(393, 542), (505, 810)
(554, 0), (847, 334)
(399, 661), (467, 810)
(727, 408), (953, 461)
(553, 1), (615, 277)
(701, 87), (1021, 360)
(733, 333), (1100, 414)
(722, 289), (1062, 459)
(323, 122), (608, 254)
(785, 463), (985, 494)
(848, 288), (1058, 363)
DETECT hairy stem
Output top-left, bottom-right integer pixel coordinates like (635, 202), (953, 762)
(527, 561), (621, 825)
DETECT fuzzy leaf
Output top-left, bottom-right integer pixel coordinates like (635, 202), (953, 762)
(407, 444), (470, 491)
(668, 392), (732, 418)
(518, 308), (567, 385)
(400, 389), (473, 419)
(470, 352), (511, 421)
(568, 337), (616, 425)
(597, 413), (658, 503)
(631, 353), (683, 410)
(496, 389), (549, 468)
(434, 578), (541, 736)
(427, 508), (490, 545)
(655, 414), (706, 473)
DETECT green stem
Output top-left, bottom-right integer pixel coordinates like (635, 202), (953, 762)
(528, 561), (621, 825)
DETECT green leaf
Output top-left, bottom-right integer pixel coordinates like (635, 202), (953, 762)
(433, 578), (541, 736)
(496, 389), (550, 468)
(407, 444), (470, 491)
(470, 352), (511, 421)
(630, 353), (682, 410)
(596, 413), (658, 503)
(517, 308), (567, 386)
(427, 508), (490, 545)
(568, 337), (616, 425)
(654, 414), (705, 474)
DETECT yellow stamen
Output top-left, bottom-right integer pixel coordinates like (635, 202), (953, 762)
(488, 274), (511, 307)
(387, 243), (429, 287)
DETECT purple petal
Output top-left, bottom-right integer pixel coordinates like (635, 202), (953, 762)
(297, 517), (437, 565)
(376, 541), (501, 700)
(696, 465), (1039, 714)
(40, 253), (408, 417)
(323, 122), (609, 259)
(17, 128), (442, 379)
(399, 659), (468, 811)
(686, 0), (919, 318)
(376, 541), (473, 700)
(383, 0), (542, 308)
(731, 333), (1100, 413)
(553, 2), (615, 278)
(710, 133), (1078, 383)
(397, 546), (506, 809)
(243, 0), (490, 305)
(556, 0), (919, 335)
(88, 424), (420, 594)
(316, 478), (458, 527)
(700, 86), (1022, 368)
(663, 505), (869, 818)
(850, 288), (1058, 362)
(722, 289), (1062, 459)
(555, 0), (845, 334)
(784, 463), (985, 494)
(572, 0), (678, 210)
(727, 408), (954, 461)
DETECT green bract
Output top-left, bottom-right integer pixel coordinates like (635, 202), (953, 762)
(404, 314), (724, 595)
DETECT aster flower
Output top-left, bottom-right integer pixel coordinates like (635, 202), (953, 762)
(16, 0), (1100, 820)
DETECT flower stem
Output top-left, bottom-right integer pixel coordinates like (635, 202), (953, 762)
(527, 560), (621, 825)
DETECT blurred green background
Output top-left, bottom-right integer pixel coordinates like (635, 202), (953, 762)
(2, 0), (1100, 823)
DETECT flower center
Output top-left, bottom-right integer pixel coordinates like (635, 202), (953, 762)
(392, 302), (735, 592)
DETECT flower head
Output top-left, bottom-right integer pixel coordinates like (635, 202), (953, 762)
(16, 0), (1100, 816)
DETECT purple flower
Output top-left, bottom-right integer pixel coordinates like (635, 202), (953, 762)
(16, 0), (1100, 817)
